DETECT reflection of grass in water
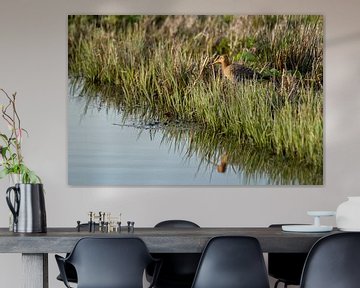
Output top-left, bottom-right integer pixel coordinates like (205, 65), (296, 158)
(68, 15), (323, 171)
(69, 79), (322, 185)
(160, 126), (322, 185)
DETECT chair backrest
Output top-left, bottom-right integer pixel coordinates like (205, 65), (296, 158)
(191, 236), (270, 288)
(268, 224), (308, 285)
(66, 237), (154, 288)
(155, 219), (200, 228)
(150, 220), (201, 287)
(300, 232), (360, 288)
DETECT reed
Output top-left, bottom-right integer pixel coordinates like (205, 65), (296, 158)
(68, 15), (323, 168)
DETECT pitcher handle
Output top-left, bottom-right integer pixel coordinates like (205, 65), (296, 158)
(6, 186), (20, 224)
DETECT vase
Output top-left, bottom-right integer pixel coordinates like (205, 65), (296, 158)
(9, 173), (22, 185)
(336, 197), (360, 231)
(6, 183), (47, 233)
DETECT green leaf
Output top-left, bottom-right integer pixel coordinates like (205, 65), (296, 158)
(18, 164), (41, 184)
(235, 51), (257, 63)
(0, 133), (8, 141)
(0, 168), (9, 179)
(0, 146), (8, 157)
(21, 128), (29, 137)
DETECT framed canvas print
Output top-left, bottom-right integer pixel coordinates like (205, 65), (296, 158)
(68, 15), (323, 185)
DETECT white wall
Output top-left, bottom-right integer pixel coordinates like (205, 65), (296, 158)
(0, 0), (360, 287)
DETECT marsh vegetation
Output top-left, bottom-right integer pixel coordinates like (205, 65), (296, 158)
(68, 15), (323, 185)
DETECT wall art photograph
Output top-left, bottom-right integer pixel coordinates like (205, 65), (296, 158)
(68, 15), (323, 186)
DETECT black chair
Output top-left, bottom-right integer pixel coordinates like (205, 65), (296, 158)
(56, 223), (99, 284)
(268, 224), (308, 288)
(147, 220), (201, 288)
(191, 236), (270, 288)
(56, 262), (77, 284)
(55, 237), (160, 288)
(154, 220), (200, 229)
(300, 232), (360, 288)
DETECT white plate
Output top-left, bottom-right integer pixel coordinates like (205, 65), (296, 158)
(282, 225), (333, 232)
(307, 211), (336, 217)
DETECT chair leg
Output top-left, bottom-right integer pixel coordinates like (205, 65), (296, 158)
(274, 280), (289, 288)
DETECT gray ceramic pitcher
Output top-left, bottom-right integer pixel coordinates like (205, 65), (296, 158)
(6, 183), (47, 233)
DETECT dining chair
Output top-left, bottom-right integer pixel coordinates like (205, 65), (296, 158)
(191, 236), (270, 288)
(56, 223), (99, 284)
(146, 220), (201, 288)
(300, 232), (360, 288)
(55, 237), (161, 288)
(268, 224), (308, 288)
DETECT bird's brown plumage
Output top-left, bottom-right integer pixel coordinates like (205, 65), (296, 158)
(213, 55), (259, 82)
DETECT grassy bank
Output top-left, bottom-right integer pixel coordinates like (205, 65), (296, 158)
(68, 15), (323, 168)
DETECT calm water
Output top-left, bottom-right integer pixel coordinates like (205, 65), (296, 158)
(68, 98), (273, 186)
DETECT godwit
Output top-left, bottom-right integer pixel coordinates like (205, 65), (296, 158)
(213, 55), (262, 82)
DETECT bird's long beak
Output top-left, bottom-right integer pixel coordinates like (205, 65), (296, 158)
(212, 57), (220, 65)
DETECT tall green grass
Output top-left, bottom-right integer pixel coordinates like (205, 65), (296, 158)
(70, 78), (322, 184)
(68, 15), (323, 170)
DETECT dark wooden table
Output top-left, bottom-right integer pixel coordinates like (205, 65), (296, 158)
(0, 227), (339, 288)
